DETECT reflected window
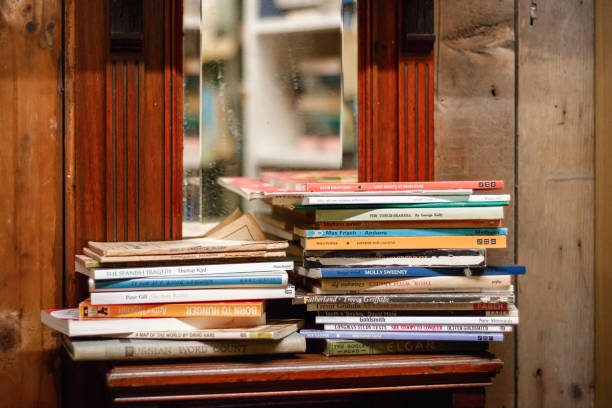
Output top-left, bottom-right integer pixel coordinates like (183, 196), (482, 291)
(183, 0), (357, 231)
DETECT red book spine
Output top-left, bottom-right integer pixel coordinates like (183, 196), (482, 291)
(304, 180), (504, 192)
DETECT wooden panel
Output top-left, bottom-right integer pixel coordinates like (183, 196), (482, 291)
(434, 1), (516, 407)
(595, 1), (612, 407)
(358, 0), (435, 182)
(517, 0), (594, 407)
(0, 0), (63, 406)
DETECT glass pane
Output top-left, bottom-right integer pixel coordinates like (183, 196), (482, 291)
(182, 0), (357, 233)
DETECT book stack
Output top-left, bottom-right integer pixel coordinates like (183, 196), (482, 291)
(41, 220), (306, 361)
(219, 171), (524, 356)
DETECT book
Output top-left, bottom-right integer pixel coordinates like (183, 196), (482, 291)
(82, 247), (287, 264)
(302, 235), (507, 250)
(306, 302), (511, 312)
(201, 212), (267, 241)
(88, 271), (289, 292)
(314, 314), (519, 325)
(41, 308), (266, 337)
(296, 227), (508, 238)
(293, 288), (516, 305)
(303, 249), (487, 268)
(62, 331), (307, 361)
(315, 220), (503, 229)
(298, 265), (525, 279)
(79, 299), (265, 318)
(89, 284), (296, 305)
(88, 238), (288, 257)
(300, 329), (504, 341)
(76, 260), (294, 280)
(315, 306), (518, 317)
(322, 339), (488, 356)
(295, 201), (509, 210)
(276, 194), (510, 207)
(322, 323), (513, 332)
(315, 206), (505, 222)
(111, 319), (304, 340)
(316, 275), (512, 293)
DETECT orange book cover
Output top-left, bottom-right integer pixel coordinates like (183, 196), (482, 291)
(303, 235), (507, 250)
(78, 299), (264, 318)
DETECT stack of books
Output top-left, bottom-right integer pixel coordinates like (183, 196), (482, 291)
(41, 220), (306, 361)
(219, 171), (524, 356)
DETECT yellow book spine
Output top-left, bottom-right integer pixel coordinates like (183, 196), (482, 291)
(78, 300), (264, 318)
(303, 235), (507, 250)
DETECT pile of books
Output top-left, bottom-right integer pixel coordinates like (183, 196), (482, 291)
(220, 171), (524, 356)
(41, 215), (305, 361)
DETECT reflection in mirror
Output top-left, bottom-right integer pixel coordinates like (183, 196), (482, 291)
(182, 0), (357, 232)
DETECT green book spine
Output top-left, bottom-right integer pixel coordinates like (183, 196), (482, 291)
(322, 339), (487, 356)
(294, 201), (508, 210)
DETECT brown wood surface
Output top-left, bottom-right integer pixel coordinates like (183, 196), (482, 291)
(517, 0), (595, 407)
(595, 1), (612, 407)
(107, 353), (502, 404)
(0, 0), (63, 406)
(434, 2), (516, 407)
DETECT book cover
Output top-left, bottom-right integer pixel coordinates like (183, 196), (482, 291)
(322, 339), (487, 356)
(303, 249), (487, 268)
(314, 314), (519, 325)
(300, 329), (504, 341)
(41, 309), (266, 337)
(299, 194), (510, 206)
(82, 247), (287, 264)
(295, 201), (509, 210)
(315, 306), (518, 317)
(88, 237), (288, 257)
(76, 260), (294, 280)
(299, 265), (525, 279)
(88, 271), (288, 292)
(317, 275), (512, 293)
(293, 289), (516, 305)
(315, 207), (505, 222)
(315, 220), (503, 229)
(62, 331), (306, 361)
(322, 323), (513, 332)
(89, 284), (296, 305)
(112, 319), (304, 340)
(297, 228), (507, 238)
(79, 299), (265, 318)
(304, 180), (504, 193)
(306, 302), (511, 312)
(302, 235), (507, 250)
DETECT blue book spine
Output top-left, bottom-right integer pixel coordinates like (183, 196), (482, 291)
(93, 274), (286, 290)
(318, 265), (526, 278)
(305, 228), (508, 238)
(299, 330), (503, 342)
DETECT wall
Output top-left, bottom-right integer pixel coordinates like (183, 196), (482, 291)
(0, 1), (63, 407)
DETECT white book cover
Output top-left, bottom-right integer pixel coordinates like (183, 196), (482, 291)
(75, 260), (294, 280)
(41, 309), (266, 337)
(89, 284), (296, 305)
(315, 206), (505, 222)
(315, 314), (519, 325)
(302, 194), (510, 205)
(322, 323), (513, 332)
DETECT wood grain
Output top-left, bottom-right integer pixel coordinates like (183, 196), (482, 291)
(434, 2), (516, 407)
(595, 1), (612, 406)
(517, 0), (594, 406)
(0, 0), (63, 406)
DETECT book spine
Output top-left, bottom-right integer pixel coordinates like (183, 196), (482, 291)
(304, 228), (507, 238)
(79, 301), (264, 318)
(307, 302), (510, 312)
(315, 207), (505, 222)
(304, 180), (504, 192)
(310, 265), (523, 278)
(319, 275), (512, 293)
(305, 194), (510, 205)
(323, 339), (487, 356)
(322, 323), (513, 332)
(89, 285), (296, 305)
(89, 261), (294, 280)
(89, 273), (288, 292)
(301, 293), (515, 305)
(69, 333), (306, 361)
(314, 315), (519, 325)
(298, 201), (508, 210)
(300, 329), (504, 341)
(303, 235), (507, 250)
(88, 240), (288, 257)
(316, 220), (503, 229)
(113, 330), (277, 340)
